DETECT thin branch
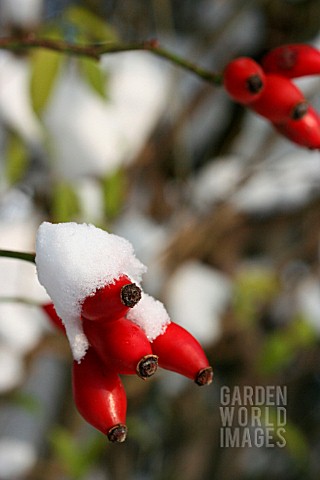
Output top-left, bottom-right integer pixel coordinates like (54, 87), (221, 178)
(0, 296), (40, 306)
(0, 36), (222, 85)
(0, 249), (36, 263)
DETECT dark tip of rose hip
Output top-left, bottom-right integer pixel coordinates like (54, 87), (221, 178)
(137, 354), (159, 379)
(246, 74), (264, 94)
(107, 424), (128, 443)
(195, 366), (214, 386)
(121, 283), (142, 308)
(291, 101), (308, 120)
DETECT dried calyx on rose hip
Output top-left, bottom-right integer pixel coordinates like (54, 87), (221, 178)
(128, 293), (213, 386)
(151, 322), (213, 385)
(83, 316), (159, 379)
(223, 57), (266, 104)
(81, 275), (142, 322)
(262, 43), (320, 78)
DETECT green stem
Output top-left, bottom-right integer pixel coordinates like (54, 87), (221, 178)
(0, 249), (36, 263)
(0, 296), (40, 306)
(0, 36), (222, 85)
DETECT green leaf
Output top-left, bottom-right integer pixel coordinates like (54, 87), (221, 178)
(102, 168), (127, 220)
(6, 132), (29, 184)
(257, 317), (317, 375)
(261, 408), (309, 463)
(78, 57), (107, 98)
(281, 418), (309, 464)
(64, 6), (118, 43)
(287, 314), (316, 348)
(50, 428), (88, 479)
(233, 267), (279, 326)
(257, 333), (293, 375)
(9, 391), (41, 414)
(30, 48), (63, 115)
(51, 181), (80, 223)
(50, 427), (105, 479)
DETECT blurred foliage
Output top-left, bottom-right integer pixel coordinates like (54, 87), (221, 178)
(78, 57), (107, 99)
(50, 427), (105, 479)
(64, 5), (118, 43)
(30, 47), (64, 115)
(258, 315), (317, 376)
(233, 267), (280, 327)
(5, 131), (29, 184)
(51, 181), (80, 222)
(102, 167), (127, 221)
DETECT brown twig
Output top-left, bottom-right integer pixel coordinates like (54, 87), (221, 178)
(0, 36), (223, 85)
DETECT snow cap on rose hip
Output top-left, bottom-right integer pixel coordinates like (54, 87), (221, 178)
(127, 292), (171, 341)
(35, 221), (147, 362)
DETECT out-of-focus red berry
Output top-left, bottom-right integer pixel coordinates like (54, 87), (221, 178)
(72, 348), (128, 442)
(273, 105), (320, 149)
(262, 44), (320, 78)
(223, 57), (266, 104)
(249, 74), (308, 123)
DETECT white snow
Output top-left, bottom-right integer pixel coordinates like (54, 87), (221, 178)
(0, 438), (36, 479)
(44, 52), (170, 179)
(0, 0), (43, 27)
(164, 260), (231, 345)
(0, 346), (24, 392)
(0, 52), (43, 145)
(127, 292), (171, 341)
(35, 221), (147, 361)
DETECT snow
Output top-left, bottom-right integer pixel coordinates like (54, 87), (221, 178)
(0, 52), (43, 145)
(0, 438), (36, 479)
(127, 292), (171, 341)
(0, 0), (43, 28)
(0, 303), (45, 355)
(164, 260), (231, 345)
(35, 222), (147, 361)
(44, 52), (170, 179)
(0, 346), (24, 392)
(192, 149), (320, 215)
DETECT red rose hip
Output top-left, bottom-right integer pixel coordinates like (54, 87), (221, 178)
(273, 105), (320, 149)
(72, 348), (128, 442)
(83, 316), (158, 379)
(249, 74), (308, 123)
(262, 43), (320, 78)
(223, 57), (266, 104)
(151, 322), (213, 386)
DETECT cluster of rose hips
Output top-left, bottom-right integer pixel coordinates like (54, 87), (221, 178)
(42, 276), (213, 443)
(223, 44), (320, 149)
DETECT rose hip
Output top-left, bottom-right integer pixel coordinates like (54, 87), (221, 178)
(83, 316), (158, 379)
(223, 57), (266, 104)
(81, 275), (141, 322)
(249, 74), (308, 123)
(151, 322), (213, 386)
(72, 348), (127, 442)
(273, 105), (320, 149)
(262, 43), (320, 78)
(42, 303), (65, 333)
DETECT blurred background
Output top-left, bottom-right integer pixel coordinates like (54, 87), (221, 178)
(0, 0), (320, 479)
